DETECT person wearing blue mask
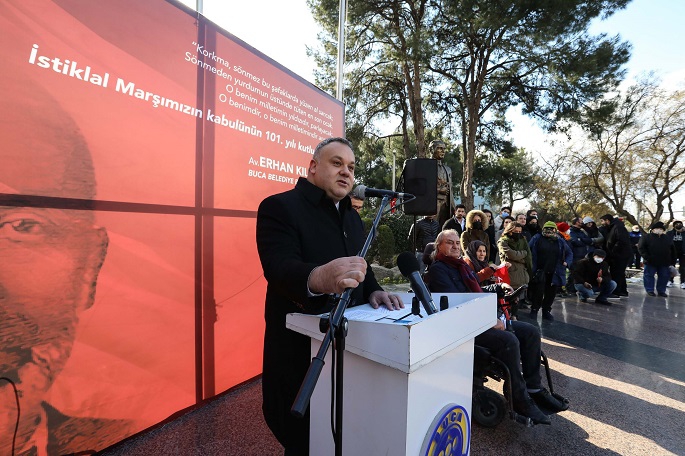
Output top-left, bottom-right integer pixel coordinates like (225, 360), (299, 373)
(493, 206), (512, 231)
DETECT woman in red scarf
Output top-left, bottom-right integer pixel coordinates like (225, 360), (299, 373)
(424, 229), (568, 425)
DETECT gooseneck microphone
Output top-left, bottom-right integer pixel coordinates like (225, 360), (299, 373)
(396, 252), (438, 315)
(355, 185), (414, 199)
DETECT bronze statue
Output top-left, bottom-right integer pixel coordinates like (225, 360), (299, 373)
(429, 140), (454, 227)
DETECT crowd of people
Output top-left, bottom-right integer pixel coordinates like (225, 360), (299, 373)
(412, 204), (685, 321)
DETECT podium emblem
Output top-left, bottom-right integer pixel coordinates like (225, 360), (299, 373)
(421, 404), (470, 456)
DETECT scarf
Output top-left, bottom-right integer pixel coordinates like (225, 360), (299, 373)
(435, 252), (483, 292)
(464, 240), (490, 272)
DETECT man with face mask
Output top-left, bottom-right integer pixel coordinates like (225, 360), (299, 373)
(493, 206), (511, 231)
(528, 222), (573, 321)
(572, 250), (616, 305)
(667, 220), (685, 288)
(638, 222), (677, 297)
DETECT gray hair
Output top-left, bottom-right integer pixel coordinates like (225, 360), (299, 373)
(431, 229), (459, 261)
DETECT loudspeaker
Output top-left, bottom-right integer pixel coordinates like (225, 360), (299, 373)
(399, 159), (437, 215)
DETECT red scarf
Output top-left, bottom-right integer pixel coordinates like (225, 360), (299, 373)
(435, 252), (483, 292)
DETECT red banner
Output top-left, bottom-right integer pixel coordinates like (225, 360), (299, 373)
(0, 0), (343, 453)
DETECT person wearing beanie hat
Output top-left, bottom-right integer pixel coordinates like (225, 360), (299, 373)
(570, 218), (593, 259)
(543, 221), (557, 230)
(582, 216), (604, 253)
(556, 222), (570, 234)
(599, 213), (632, 297)
(667, 220), (685, 288)
(638, 221), (677, 296)
(522, 215), (541, 241)
(528, 219), (573, 321)
(572, 248), (616, 304)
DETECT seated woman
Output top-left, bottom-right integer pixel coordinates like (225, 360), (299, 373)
(424, 229), (568, 425)
(464, 240), (511, 286)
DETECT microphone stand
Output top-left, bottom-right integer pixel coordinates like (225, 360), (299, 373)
(291, 195), (392, 456)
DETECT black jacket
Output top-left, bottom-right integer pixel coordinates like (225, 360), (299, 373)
(256, 177), (381, 451)
(667, 229), (684, 256)
(573, 256), (612, 287)
(442, 216), (465, 236)
(604, 219), (632, 261)
(638, 232), (677, 267)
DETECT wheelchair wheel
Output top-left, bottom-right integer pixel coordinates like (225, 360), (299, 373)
(472, 389), (506, 428)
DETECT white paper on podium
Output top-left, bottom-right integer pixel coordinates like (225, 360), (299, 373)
(342, 305), (424, 324)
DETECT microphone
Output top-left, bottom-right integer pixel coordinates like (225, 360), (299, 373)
(355, 185), (414, 199)
(396, 252), (438, 315)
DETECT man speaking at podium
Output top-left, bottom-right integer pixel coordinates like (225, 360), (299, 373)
(256, 137), (403, 455)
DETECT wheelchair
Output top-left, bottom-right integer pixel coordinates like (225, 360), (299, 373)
(470, 285), (568, 427)
(471, 345), (568, 427)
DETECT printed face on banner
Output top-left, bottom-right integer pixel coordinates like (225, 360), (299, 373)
(0, 74), (112, 453)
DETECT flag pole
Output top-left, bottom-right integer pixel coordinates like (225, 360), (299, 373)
(335, 0), (347, 101)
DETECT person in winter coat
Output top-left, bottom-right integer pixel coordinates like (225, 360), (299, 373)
(638, 221), (677, 297)
(461, 209), (491, 259)
(568, 217), (594, 293)
(425, 229), (567, 425)
(556, 221), (573, 296)
(582, 216), (604, 253)
(528, 221), (573, 321)
(498, 222), (533, 316)
(522, 215), (540, 242)
(629, 225), (642, 269)
(572, 249), (617, 305)
(482, 208), (499, 263)
(569, 218), (594, 263)
(666, 220), (685, 288)
(499, 222), (533, 289)
(599, 214), (633, 297)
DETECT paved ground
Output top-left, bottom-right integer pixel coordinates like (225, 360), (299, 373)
(101, 271), (685, 455)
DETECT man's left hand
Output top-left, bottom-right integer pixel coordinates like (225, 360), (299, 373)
(369, 291), (405, 310)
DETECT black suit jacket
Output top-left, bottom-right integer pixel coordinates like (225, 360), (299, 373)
(256, 178), (381, 452)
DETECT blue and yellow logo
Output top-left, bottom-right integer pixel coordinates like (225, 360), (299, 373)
(422, 404), (470, 456)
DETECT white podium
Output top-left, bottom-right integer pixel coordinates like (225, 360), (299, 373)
(286, 292), (495, 456)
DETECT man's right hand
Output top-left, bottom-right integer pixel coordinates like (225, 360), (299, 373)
(308, 256), (368, 295)
(584, 282), (592, 289)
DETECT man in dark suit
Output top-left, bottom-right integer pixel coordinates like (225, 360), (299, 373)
(256, 137), (403, 455)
